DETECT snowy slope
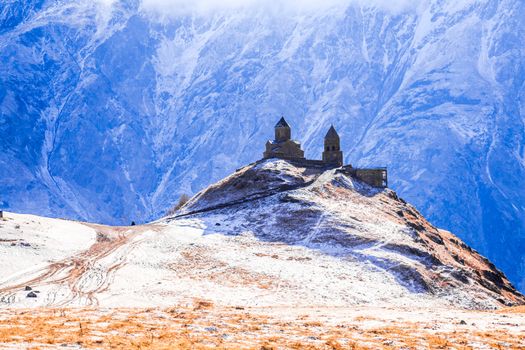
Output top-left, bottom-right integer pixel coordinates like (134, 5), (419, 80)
(0, 160), (523, 309)
(0, 0), (524, 293)
(0, 212), (96, 305)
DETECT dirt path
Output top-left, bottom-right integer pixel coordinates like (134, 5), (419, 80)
(0, 224), (160, 307)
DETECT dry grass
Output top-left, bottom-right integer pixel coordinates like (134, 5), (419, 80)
(0, 305), (523, 350)
(498, 305), (525, 314)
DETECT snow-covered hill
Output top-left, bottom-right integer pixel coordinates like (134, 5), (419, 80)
(0, 159), (523, 309)
(0, 0), (524, 292)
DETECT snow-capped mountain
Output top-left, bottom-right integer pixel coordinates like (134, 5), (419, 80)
(0, 0), (524, 293)
(1, 159), (523, 308)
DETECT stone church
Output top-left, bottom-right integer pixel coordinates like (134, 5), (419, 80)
(263, 117), (305, 161)
(264, 117), (344, 166)
(263, 117), (388, 188)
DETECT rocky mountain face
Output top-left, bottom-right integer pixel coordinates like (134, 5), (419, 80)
(0, 0), (524, 292)
(1, 159), (523, 309)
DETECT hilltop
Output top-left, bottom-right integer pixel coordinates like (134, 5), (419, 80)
(0, 159), (524, 348)
(173, 159), (524, 309)
(0, 159), (522, 310)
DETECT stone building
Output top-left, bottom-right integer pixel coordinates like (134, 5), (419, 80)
(262, 117), (388, 188)
(338, 166), (388, 188)
(322, 126), (343, 166)
(263, 117), (305, 160)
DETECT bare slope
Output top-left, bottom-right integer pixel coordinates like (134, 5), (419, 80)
(0, 159), (523, 309)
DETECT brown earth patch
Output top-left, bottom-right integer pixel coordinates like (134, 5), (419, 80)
(168, 247), (285, 290)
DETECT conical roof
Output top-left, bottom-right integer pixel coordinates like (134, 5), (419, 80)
(275, 117), (290, 128)
(325, 125), (339, 139)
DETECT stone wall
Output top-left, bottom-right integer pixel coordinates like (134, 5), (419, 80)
(339, 166), (388, 188)
(260, 158), (388, 188)
(289, 159), (331, 169)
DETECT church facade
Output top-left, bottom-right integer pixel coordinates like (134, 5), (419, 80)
(263, 117), (388, 188)
(263, 117), (305, 161)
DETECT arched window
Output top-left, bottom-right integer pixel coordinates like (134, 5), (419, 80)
(332, 146), (336, 151)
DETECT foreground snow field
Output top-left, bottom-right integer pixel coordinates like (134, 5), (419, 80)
(0, 213), (455, 309)
(0, 212), (96, 297)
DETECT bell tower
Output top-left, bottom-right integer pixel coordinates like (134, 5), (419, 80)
(274, 117), (291, 142)
(322, 125), (343, 166)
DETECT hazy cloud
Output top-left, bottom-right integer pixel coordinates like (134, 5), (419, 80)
(139, 0), (423, 16)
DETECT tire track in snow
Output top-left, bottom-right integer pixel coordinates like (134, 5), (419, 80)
(0, 224), (160, 307)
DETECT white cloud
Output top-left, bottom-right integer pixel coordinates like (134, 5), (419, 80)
(95, 0), (119, 7)
(139, 0), (423, 17)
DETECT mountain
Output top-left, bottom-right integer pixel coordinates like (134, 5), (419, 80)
(0, 0), (524, 293)
(0, 159), (523, 309)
